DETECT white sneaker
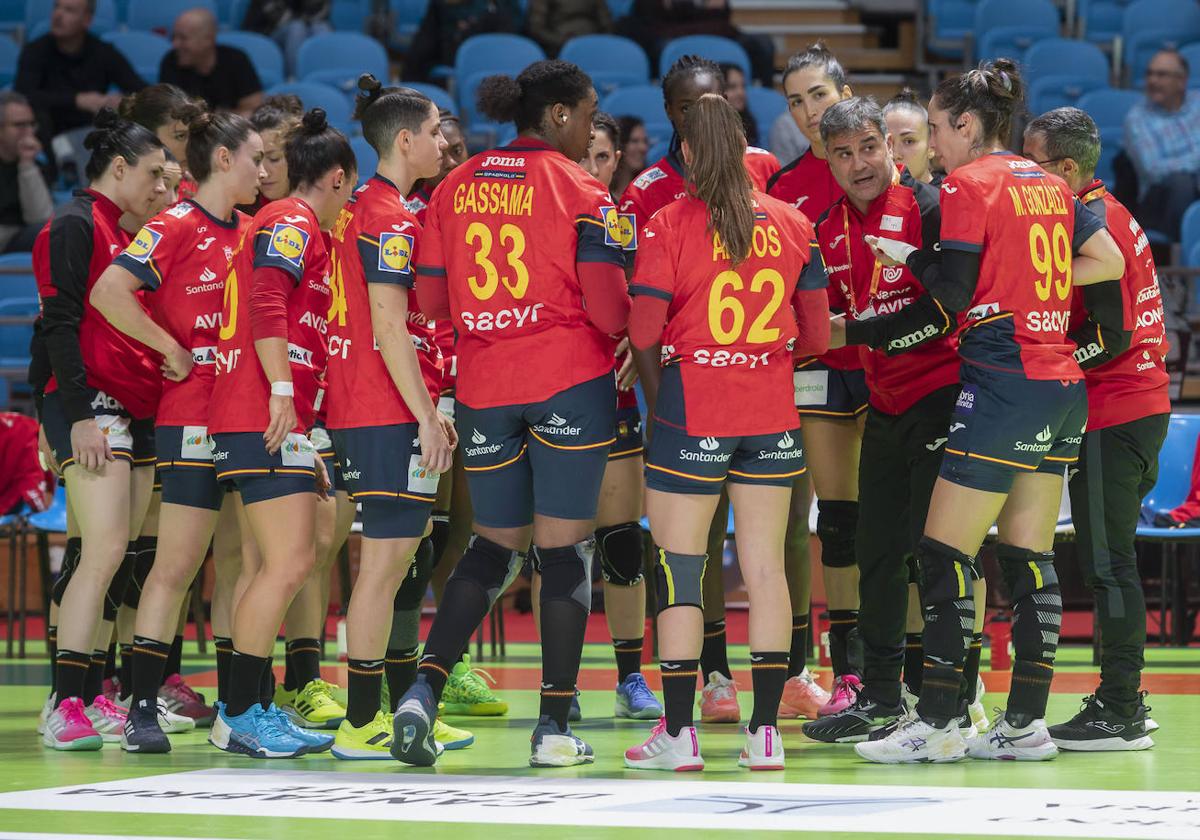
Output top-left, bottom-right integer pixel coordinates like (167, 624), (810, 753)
(969, 675), (988, 732)
(37, 692), (55, 735)
(624, 718), (704, 771)
(900, 684), (919, 713)
(967, 712), (1058, 761)
(738, 724), (785, 770)
(157, 699), (196, 734)
(84, 695), (127, 744)
(854, 709), (968, 764)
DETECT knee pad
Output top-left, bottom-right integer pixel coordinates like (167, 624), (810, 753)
(916, 537), (978, 608)
(52, 536), (82, 607)
(123, 535), (157, 609)
(454, 533), (527, 607)
(597, 521), (644, 587)
(817, 500), (858, 568)
(394, 536), (435, 612)
(997, 543), (1059, 604)
(653, 547), (706, 614)
(533, 538), (595, 614)
(103, 542), (137, 621)
(429, 511), (450, 570)
(998, 544), (1062, 664)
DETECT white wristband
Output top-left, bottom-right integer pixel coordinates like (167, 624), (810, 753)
(270, 381), (294, 397)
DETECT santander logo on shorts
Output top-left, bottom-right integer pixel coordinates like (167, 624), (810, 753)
(533, 413), (581, 437)
(681, 437), (729, 464)
(465, 428), (502, 457)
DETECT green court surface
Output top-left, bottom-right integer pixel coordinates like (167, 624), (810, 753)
(0, 642), (1196, 840)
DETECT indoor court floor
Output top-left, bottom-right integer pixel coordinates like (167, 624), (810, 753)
(0, 637), (1195, 840)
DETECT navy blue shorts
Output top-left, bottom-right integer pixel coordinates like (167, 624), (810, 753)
(793, 361), (869, 418)
(457, 373), (616, 528)
(610, 405), (644, 461)
(212, 431), (318, 505)
(941, 363), (1087, 494)
(40, 389), (155, 472)
(645, 422), (805, 495)
(331, 423), (436, 539)
(155, 425), (222, 511)
(309, 425), (345, 493)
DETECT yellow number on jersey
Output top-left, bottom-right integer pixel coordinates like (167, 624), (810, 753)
(707, 268), (786, 346)
(218, 268), (237, 341)
(1030, 222), (1072, 302)
(466, 222), (529, 301)
(327, 249), (348, 328)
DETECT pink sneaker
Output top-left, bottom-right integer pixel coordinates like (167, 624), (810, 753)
(817, 674), (862, 717)
(102, 678), (127, 712)
(624, 718), (704, 771)
(778, 668), (832, 719)
(159, 673), (215, 726)
(42, 697), (103, 750)
(699, 671), (741, 723)
(85, 695), (127, 743)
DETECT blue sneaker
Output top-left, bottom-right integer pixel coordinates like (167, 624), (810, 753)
(568, 690), (582, 722)
(391, 677), (439, 767)
(214, 703), (307, 758)
(267, 703), (334, 754)
(615, 673), (664, 720)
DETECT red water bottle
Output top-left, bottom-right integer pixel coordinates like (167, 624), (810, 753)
(989, 614), (1012, 670)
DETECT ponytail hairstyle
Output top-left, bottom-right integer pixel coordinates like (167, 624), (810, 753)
(118, 83), (204, 132)
(933, 58), (1025, 149)
(354, 73), (436, 157)
(186, 111), (255, 183)
(782, 42), (846, 91)
(682, 94), (753, 266)
(663, 54), (725, 104)
(286, 108), (356, 190)
(883, 87), (928, 122)
(84, 107), (164, 181)
(476, 59), (594, 132)
(592, 110), (622, 151)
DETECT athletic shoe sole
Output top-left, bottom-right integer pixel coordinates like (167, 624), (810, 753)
(1052, 735), (1153, 752)
(738, 757), (785, 770)
(391, 703), (438, 766)
(440, 702), (507, 716)
(331, 745), (395, 760)
(436, 733), (475, 750)
(624, 757), (704, 772)
(120, 734), (171, 754)
(42, 733), (103, 751)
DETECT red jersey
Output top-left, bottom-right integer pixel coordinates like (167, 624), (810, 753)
(631, 192), (828, 436)
(407, 184), (457, 394)
(1070, 181), (1170, 430)
(414, 139), (627, 408)
(33, 189), (161, 421)
(208, 197), (332, 434)
(939, 152), (1103, 381)
(817, 171), (959, 415)
(0, 412), (54, 514)
(618, 146), (781, 249)
(112, 200), (250, 427)
(325, 175), (442, 429)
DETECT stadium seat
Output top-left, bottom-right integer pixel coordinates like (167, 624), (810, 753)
(0, 298), (35, 377)
(0, 252), (36, 299)
(1077, 87), (1142, 133)
(390, 0), (428, 45)
(1181, 201), (1200, 262)
(126, 0), (215, 34)
(745, 86), (787, 147)
(0, 35), (17, 87)
(602, 85), (671, 149)
(25, 0), (115, 33)
(1125, 28), (1200, 85)
(103, 30), (171, 84)
(926, 0), (977, 59)
(1188, 241), (1200, 267)
(1076, 0), (1128, 43)
(349, 135), (377, 184)
(297, 31), (389, 92)
(217, 0), (246, 26)
(216, 31), (284, 90)
(266, 81), (353, 130)
(0, 0), (22, 34)
(973, 0), (1059, 62)
(659, 35), (750, 79)
(401, 81), (456, 114)
(329, 0), (369, 30)
(454, 34), (544, 137)
(1024, 38), (1111, 114)
(560, 35), (650, 96)
(1183, 42), (1200, 87)
(606, 0), (633, 17)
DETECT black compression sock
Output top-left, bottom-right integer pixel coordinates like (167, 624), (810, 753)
(903, 632), (924, 696)
(227, 650), (268, 717)
(788, 613), (810, 678)
(749, 651), (789, 732)
(286, 637), (321, 689)
(661, 659), (699, 736)
(613, 638), (643, 683)
(213, 636), (233, 703)
(346, 658), (384, 728)
(164, 635), (183, 680)
(828, 609), (858, 678)
(55, 649), (91, 705)
(385, 646), (419, 710)
(700, 620), (732, 680)
(131, 636), (171, 705)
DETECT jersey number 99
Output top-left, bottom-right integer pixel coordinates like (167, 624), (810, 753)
(465, 222), (529, 301)
(1029, 222), (1071, 302)
(219, 269), (238, 341)
(707, 268), (786, 346)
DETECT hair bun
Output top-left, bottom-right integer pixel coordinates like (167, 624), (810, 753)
(93, 107), (121, 130)
(188, 111), (215, 135)
(302, 108), (329, 134)
(358, 73), (382, 96)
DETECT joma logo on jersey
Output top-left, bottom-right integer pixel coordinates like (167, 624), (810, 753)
(378, 232), (414, 274)
(124, 226), (163, 263)
(266, 223), (309, 266)
(481, 155), (525, 168)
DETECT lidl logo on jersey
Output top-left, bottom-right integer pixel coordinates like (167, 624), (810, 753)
(124, 226), (163, 263)
(267, 223), (309, 267)
(601, 206), (637, 250)
(378, 232), (414, 274)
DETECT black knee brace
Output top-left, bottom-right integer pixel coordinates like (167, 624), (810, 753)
(394, 535), (435, 612)
(454, 533), (526, 608)
(817, 500), (858, 568)
(597, 521), (644, 586)
(123, 535), (157, 609)
(52, 536), (82, 607)
(998, 543), (1062, 666)
(429, 511), (450, 570)
(653, 547), (706, 614)
(915, 536), (977, 724)
(103, 541), (138, 621)
(533, 539), (595, 614)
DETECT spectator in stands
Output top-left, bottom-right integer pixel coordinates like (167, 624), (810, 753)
(768, 109), (808, 165)
(159, 8), (264, 115)
(611, 114), (647, 198)
(14, 0), (145, 151)
(0, 412), (55, 516)
(241, 0), (331, 79)
(0, 93), (53, 254)
(1124, 49), (1200, 239)
(719, 61), (757, 146)
(526, 0), (611, 56)
(405, 0), (524, 82)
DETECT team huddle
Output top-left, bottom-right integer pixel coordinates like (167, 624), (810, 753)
(29, 42), (1168, 771)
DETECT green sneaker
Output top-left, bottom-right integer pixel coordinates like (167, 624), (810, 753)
(331, 711), (394, 760)
(440, 655), (507, 716)
(282, 679), (346, 729)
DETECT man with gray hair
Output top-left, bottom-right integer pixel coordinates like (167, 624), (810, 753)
(0, 92), (53, 254)
(1024, 106), (1167, 752)
(159, 8), (263, 115)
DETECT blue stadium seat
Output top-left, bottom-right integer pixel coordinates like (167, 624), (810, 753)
(103, 30), (171, 84)
(454, 34), (544, 137)
(266, 81), (353, 130)
(1077, 86), (1142, 133)
(745, 86), (787, 147)
(0, 252), (35, 300)
(390, 0), (427, 43)
(1136, 414), (1200, 537)
(0, 35), (17, 87)
(659, 35), (750, 79)
(1188, 241), (1200, 267)
(1077, 0), (1128, 43)
(560, 35), (650, 96)
(926, 0), (977, 58)
(126, 0), (215, 33)
(0, 299), (35, 375)
(0, 0), (23, 34)
(25, 0), (115, 33)
(606, 0), (633, 17)
(974, 0), (1059, 62)
(349, 135), (377, 184)
(216, 31), (284, 89)
(329, 0), (369, 30)
(1125, 27), (1200, 85)
(217, 0), (246, 25)
(400, 81), (455, 114)
(1183, 42), (1200, 87)
(1181, 201), (1200, 263)
(297, 31), (388, 92)
(1024, 38), (1110, 114)
(602, 84), (671, 148)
